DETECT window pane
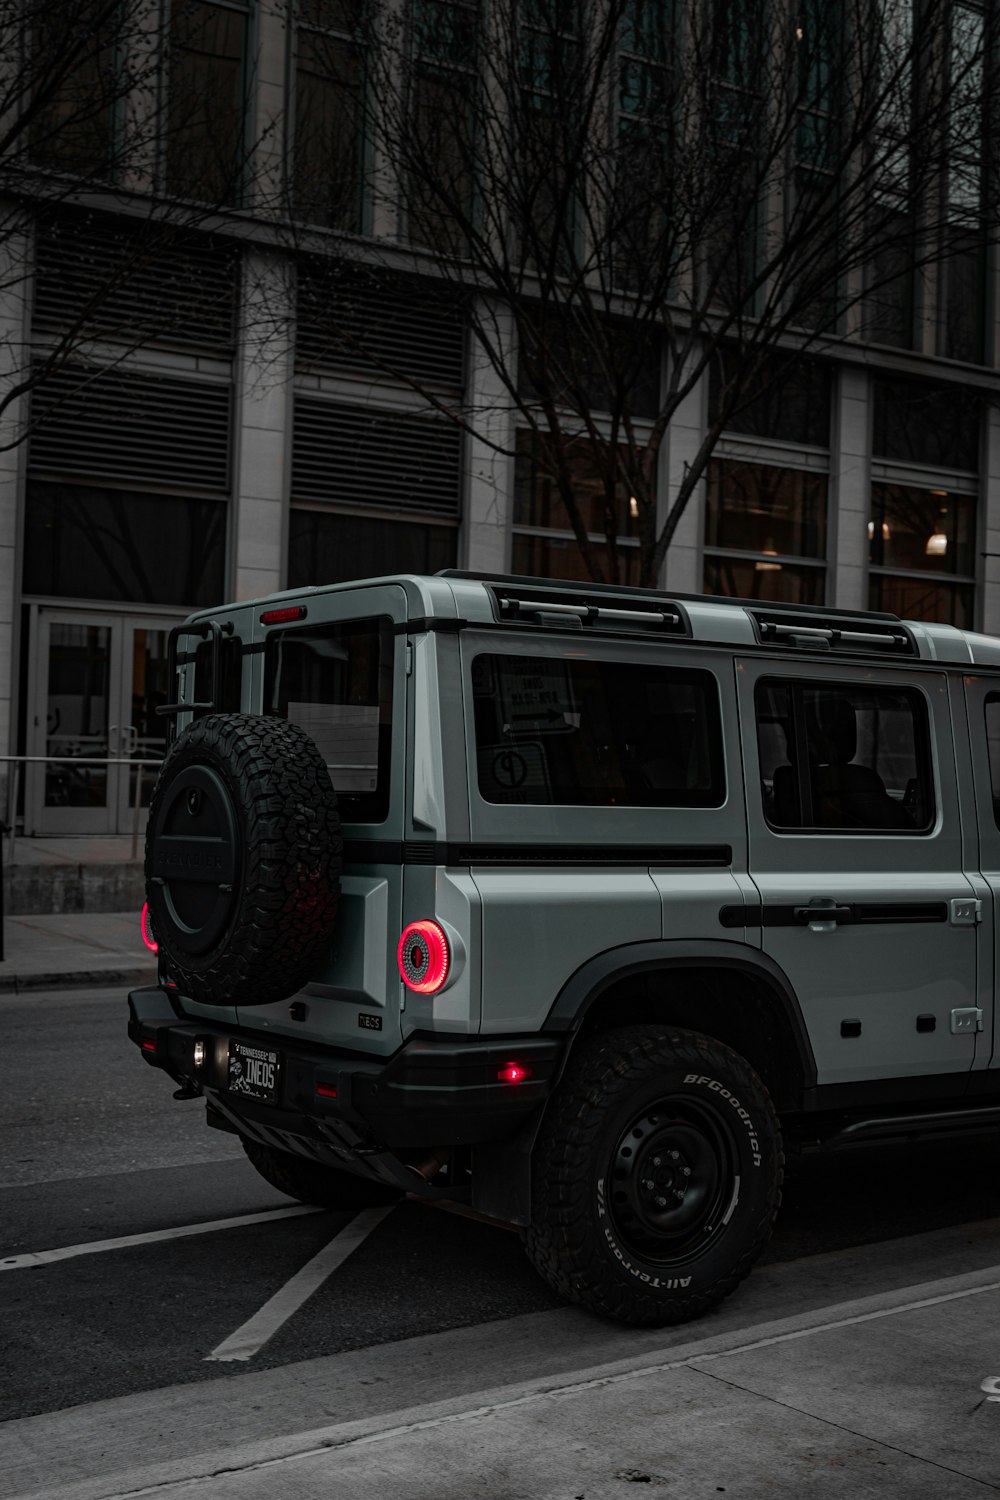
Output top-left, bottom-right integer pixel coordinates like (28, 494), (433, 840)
(708, 353), (831, 446)
(872, 377), (980, 470)
(514, 431), (641, 536)
(24, 482), (226, 607)
(29, 1), (117, 177)
(288, 509), (457, 587)
(512, 533), (642, 586)
(869, 484), (975, 577)
(706, 461), (828, 558)
(167, 0), (248, 203)
(472, 653), (725, 807)
(984, 696), (1000, 831)
(756, 678), (932, 833)
(264, 616), (393, 822)
(294, 27), (365, 229)
(703, 556), (825, 605)
(868, 573), (974, 630)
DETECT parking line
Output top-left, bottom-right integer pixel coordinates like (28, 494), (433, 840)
(0, 1204), (323, 1270)
(206, 1204), (396, 1363)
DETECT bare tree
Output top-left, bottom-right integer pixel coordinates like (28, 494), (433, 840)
(293, 0), (997, 587)
(0, 0), (277, 445)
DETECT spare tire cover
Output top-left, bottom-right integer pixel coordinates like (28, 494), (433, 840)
(145, 713), (342, 1006)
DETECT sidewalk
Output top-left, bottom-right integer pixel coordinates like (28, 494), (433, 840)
(4, 1254), (1000, 1499)
(0, 910), (156, 992)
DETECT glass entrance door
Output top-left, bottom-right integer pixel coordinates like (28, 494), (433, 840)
(27, 608), (178, 835)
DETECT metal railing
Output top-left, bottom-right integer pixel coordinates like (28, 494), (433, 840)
(1, 755), (164, 862)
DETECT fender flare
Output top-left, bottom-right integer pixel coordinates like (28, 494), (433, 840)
(541, 937), (817, 1090)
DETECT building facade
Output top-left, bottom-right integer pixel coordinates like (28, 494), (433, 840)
(2, 0), (999, 836)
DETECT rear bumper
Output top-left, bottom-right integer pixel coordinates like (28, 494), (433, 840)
(127, 987), (563, 1165)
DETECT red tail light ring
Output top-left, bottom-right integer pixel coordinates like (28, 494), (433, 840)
(140, 902), (159, 955)
(398, 920), (450, 994)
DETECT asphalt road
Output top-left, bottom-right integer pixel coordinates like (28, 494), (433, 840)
(3, 985), (1000, 1427)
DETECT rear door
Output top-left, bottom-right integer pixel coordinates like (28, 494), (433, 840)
(960, 674), (1000, 1071)
(738, 657), (981, 1090)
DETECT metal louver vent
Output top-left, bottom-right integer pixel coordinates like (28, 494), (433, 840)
(296, 259), (466, 390)
(29, 364), (231, 493)
(293, 398), (461, 517)
(33, 211), (239, 354)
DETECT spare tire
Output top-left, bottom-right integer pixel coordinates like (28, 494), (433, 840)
(145, 713), (342, 1006)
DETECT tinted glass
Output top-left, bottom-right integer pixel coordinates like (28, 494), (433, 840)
(512, 532), (642, 586)
(756, 679), (932, 833)
(24, 482), (226, 607)
(869, 484), (976, 577)
(985, 695), (1000, 830)
(706, 460), (827, 559)
(704, 556), (825, 606)
(264, 616), (393, 822)
(868, 574), (974, 630)
(872, 378), (980, 470)
(514, 431), (641, 535)
(288, 509), (456, 587)
(708, 352), (831, 446)
(472, 653), (724, 807)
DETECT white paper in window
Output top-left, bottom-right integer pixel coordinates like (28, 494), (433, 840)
(287, 703), (379, 792)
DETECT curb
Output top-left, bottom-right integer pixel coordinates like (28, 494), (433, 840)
(0, 965), (158, 995)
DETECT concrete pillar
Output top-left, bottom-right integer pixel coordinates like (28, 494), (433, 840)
(230, 247), (294, 601)
(829, 364), (870, 611)
(0, 207), (31, 773)
(980, 405), (1000, 636)
(463, 298), (515, 573)
(661, 353), (707, 596)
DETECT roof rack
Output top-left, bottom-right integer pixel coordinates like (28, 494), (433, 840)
(485, 581), (690, 637)
(749, 608), (918, 657)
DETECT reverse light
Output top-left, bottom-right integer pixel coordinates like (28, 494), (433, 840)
(192, 1040), (206, 1070)
(398, 920), (450, 994)
(498, 1062), (533, 1084)
(140, 903), (158, 954)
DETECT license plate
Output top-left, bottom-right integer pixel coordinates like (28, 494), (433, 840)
(227, 1040), (280, 1105)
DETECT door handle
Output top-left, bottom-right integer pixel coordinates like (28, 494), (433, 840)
(124, 725), (138, 755)
(794, 898), (854, 930)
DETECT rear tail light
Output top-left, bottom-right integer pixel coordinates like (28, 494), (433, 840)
(498, 1062), (533, 1084)
(140, 903), (158, 954)
(398, 920), (450, 994)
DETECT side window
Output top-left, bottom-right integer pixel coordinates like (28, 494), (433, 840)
(984, 695), (1000, 830)
(755, 678), (933, 833)
(472, 653), (725, 808)
(264, 615), (394, 822)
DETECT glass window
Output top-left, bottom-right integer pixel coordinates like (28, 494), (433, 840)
(708, 353), (831, 447)
(24, 481), (226, 607)
(755, 678), (933, 833)
(409, 0), (479, 254)
(872, 377), (980, 471)
(288, 509), (457, 587)
(166, 0), (250, 203)
(703, 459), (827, 605)
(512, 429), (645, 585)
(984, 695), (1000, 831)
(264, 616), (394, 822)
(868, 482), (976, 628)
(472, 653), (724, 807)
(29, 0), (118, 177)
(293, 0), (366, 231)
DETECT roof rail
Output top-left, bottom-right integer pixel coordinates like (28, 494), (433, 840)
(485, 581), (690, 637)
(749, 608), (918, 657)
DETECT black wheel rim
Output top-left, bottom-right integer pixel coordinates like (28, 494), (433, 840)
(605, 1098), (739, 1266)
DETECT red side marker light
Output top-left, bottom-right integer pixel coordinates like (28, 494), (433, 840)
(260, 605), (308, 625)
(498, 1063), (532, 1084)
(316, 1083), (338, 1099)
(397, 920), (450, 994)
(142, 1039), (157, 1053)
(140, 903), (158, 954)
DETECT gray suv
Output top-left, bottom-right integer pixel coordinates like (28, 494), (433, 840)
(129, 571), (1000, 1325)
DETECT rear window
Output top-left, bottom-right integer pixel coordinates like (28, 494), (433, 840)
(264, 616), (393, 822)
(472, 653), (725, 807)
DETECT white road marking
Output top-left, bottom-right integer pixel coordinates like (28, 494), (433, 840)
(0, 1204), (323, 1270)
(205, 1204), (396, 1363)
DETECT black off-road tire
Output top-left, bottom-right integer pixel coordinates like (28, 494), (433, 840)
(145, 713), (341, 1007)
(241, 1138), (401, 1209)
(524, 1025), (783, 1326)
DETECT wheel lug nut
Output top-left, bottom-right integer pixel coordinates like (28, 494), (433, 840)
(643, 1179), (655, 1191)
(674, 1188), (685, 1199)
(652, 1156), (661, 1167)
(682, 1167), (691, 1177)
(654, 1195), (667, 1207)
(670, 1150), (680, 1160)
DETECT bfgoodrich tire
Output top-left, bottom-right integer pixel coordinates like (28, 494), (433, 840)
(241, 1138), (400, 1209)
(524, 1025), (783, 1326)
(145, 713), (342, 1007)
